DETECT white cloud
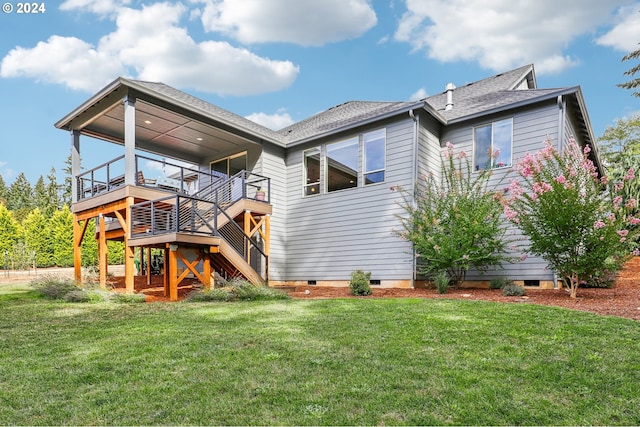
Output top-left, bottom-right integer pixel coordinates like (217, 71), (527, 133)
(394, 0), (630, 74)
(245, 110), (295, 130)
(198, 0), (377, 46)
(60, 0), (130, 14)
(596, 3), (640, 52)
(1, 2), (299, 95)
(409, 87), (427, 101)
(0, 35), (125, 91)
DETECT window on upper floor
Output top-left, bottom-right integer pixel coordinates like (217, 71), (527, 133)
(304, 147), (321, 196)
(327, 137), (359, 192)
(473, 118), (513, 171)
(363, 129), (386, 185)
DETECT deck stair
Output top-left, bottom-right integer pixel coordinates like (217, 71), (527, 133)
(129, 170), (270, 286)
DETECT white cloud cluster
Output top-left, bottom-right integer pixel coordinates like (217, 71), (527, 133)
(596, 3), (640, 52)
(394, 0), (634, 74)
(1, 1), (299, 95)
(197, 0), (377, 46)
(245, 110), (295, 130)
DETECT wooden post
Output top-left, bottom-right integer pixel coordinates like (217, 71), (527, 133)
(98, 214), (108, 289)
(169, 244), (178, 301)
(124, 196), (135, 294)
(244, 210), (251, 265)
(73, 215), (84, 284)
(164, 245), (170, 297)
(203, 249), (211, 290)
(146, 246), (152, 286)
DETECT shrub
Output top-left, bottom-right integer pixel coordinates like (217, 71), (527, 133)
(31, 275), (78, 300)
(502, 284), (526, 296)
(489, 277), (513, 290)
(185, 288), (232, 302)
(433, 271), (449, 294)
(185, 279), (290, 302)
(110, 293), (146, 303)
(394, 142), (515, 287)
(506, 137), (639, 298)
(63, 290), (91, 303)
(349, 270), (372, 296)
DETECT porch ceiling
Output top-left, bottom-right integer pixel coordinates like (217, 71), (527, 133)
(55, 78), (279, 164)
(88, 99), (254, 163)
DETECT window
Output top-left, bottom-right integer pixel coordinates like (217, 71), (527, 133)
(473, 118), (513, 171)
(327, 137), (358, 192)
(363, 129), (385, 185)
(304, 147), (321, 196)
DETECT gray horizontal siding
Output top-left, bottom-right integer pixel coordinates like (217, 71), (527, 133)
(283, 118), (416, 281)
(257, 143), (288, 281)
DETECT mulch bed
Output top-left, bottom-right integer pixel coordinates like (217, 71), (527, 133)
(109, 257), (640, 321)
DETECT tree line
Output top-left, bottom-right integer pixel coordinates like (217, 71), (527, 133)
(0, 163), (124, 270)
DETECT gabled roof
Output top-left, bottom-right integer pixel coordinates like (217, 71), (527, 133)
(277, 100), (424, 145)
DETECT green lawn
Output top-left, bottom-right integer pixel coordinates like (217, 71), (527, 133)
(1, 285), (639, 425)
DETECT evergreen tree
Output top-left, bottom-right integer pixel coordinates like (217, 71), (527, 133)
(46, 167), (62, 214)
(0, 175), (7, 206)
(33, 176), (48, 214)
(619, 42), (640, 97)
(7, 173), (34, 220)
(62, 155), (73, 207)
(46, 205), (74, 267)
(0, 203), (20, 269)
(22, 209), (53, 267)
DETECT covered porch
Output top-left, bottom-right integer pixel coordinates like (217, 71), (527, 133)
(55, 78), (280, 300)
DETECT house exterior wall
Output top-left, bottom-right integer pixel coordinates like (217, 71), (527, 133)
(439, 99), (561, 285)
(280, 116), (417, 285)
(256, 142), (288, 282)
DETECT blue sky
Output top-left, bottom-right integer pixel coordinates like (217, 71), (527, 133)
(1, 0), (639, 185)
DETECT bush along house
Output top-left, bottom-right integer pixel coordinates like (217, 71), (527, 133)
(56, 64), (600, 299)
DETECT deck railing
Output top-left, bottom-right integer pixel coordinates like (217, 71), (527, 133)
(76, 155), (226, 201)
(129, 171), (270, 281)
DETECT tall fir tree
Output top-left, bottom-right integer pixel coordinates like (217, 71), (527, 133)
(7, 173), (34, 221)
(0, 203), (20, 269)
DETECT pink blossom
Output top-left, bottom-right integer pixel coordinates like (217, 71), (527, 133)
(614, 182), (624, 192)
(608, 213), (616, 222)
(456, 150), (468, 160)
(520, 254), (528, 261)
(613, 196), (623, 209)
(555, 175), (566, 184)
(625, 198), (638, 209)
(629, 216), (640, 225)
(583, 145), (591, 155)
(446, 142), (454, 149)
(617, 230), (629, 238)
(504, 205), (518, 221)
(633, 249), (640, 256)
(624, 167), (635, 181)
(593, 220), (606, 229)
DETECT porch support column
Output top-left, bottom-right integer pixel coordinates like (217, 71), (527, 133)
(73, 214), (86, 284)
(123, 96), (136, 186)
(244, 210), (252, 265)
(146, 246), (152, 286)
(124, 196), (135, 294)
(203, 248), (211, 290)
(169, 244), (179, 301)
(98, 213), (108, 288)
(71, 130), (81, 203)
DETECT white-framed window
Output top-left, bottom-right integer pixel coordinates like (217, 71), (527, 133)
(304, 147), (321, 196)
(473, 118), (513, 171)
(363, 129), (386, 185)
(326, 137), (359, 192)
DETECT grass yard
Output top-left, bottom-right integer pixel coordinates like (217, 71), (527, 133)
(1, 284), (639, 425)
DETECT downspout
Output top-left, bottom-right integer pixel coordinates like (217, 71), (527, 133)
(409, 109), (419, 289)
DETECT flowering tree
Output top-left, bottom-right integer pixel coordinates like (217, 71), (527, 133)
(394, 143), (514, 287)
(505, 138), (639, 298)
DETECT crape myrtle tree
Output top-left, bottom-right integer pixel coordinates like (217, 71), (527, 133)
(505, 137), (639, 299)
(394, 142), (515, 287)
